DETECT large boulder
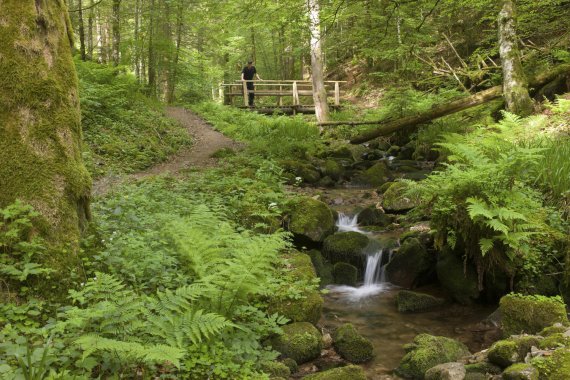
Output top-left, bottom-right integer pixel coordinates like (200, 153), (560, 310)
(307, 250), (333, 287)
(323, 232), (369, 267)
(425, 362), (466, 380)
(333, 262), (358, 286)
(287, 197), (335, 243)
(357, 205), (392, 227)
(260, 361), (291, 379)
(271, 322), (322, 364)
(303, 365), (367, 380)
(487, 335), (541, 368)
(267, 252), (324, 325)
(397, 290), (445, 313)
(382, 181), (418, 212)
(385, 238), (434, 288)
(332, 323), (374, 363)
(499, 294), (568, 336)
(436, 249), (480, 305)
(354, 161), (391, 187)
(396, 334), (470, 379)
(280, 160), (321, 184)
(321, 159), (345, 181)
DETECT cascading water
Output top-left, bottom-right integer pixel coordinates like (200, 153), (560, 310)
(336, 212), (362, 233)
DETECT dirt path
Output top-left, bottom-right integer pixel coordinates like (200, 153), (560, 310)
(92, 107), (242, 196)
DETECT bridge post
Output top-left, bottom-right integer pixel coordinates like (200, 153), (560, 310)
(242, 81), (249, 107)
(334, 82), (340, 106)
(278, 85), (283, 106)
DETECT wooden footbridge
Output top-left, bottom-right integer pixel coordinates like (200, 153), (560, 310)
(221, 80), (346, 114)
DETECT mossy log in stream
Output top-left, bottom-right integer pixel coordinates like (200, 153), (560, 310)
(0, 1), (91, 256)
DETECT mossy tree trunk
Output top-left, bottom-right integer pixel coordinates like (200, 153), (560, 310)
(498, 0), (534, 116)
(0, 0), (91, 251)
(111, 0), (121, 66)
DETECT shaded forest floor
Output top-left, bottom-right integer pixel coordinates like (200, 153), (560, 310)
(92, 107), (242, 195)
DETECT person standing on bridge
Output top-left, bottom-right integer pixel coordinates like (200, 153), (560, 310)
(241, 60), (262, 106)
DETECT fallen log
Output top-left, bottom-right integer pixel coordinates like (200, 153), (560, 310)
(331, 63), (570, 145)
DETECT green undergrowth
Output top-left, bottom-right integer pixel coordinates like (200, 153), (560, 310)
(406, 98), (570, 289)
(192, 102), (322, 159)
(77, 59), (192, 177)
(0, 170), (318, 378)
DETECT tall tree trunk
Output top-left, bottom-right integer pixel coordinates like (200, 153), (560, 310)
(112, 0), (121, 66)
(498, 0), (534, 116)
(166, 2), (184, 103)
(134, 0), (141, 81)
(87, 0), (94, 59)
(307, 0), (330, 123)
(77, 0), (86, 60)
(148, 0), (157, 95)
(0, 1), (91, 249)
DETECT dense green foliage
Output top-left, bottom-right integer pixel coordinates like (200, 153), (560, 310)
(77, 59), (191, 177)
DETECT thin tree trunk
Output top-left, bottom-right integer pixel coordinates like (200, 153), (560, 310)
(148, 0), (157, 95)
(307, 0), (330, 123)
(134, 0), (141, 80)
(87, 0), (94, 59)
(112, 0), (121, 66)
(166, 2), (184, 103)
(498, 0), (534, 116)
(0, 0), (91, 248)
(78, 0), (86, 60)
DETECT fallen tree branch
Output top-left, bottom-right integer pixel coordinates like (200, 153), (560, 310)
(325, 64), (570, 145)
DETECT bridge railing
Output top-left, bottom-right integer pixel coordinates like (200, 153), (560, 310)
(221, 80), (347, 108)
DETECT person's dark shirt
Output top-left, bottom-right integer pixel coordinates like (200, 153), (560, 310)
(242, 66), (257, 80)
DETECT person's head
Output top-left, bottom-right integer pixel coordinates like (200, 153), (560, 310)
(247, 60), (253, 67)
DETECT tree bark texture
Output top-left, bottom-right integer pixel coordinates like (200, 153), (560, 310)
(307, 0), (330, 123)
(498, 0), (534, 116)
(112, 0), (121, 66)
(0, 0), (91, 248)
(77, 0), (86, 60)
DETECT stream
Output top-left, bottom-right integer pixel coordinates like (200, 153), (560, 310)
(314, 200), (495, 379)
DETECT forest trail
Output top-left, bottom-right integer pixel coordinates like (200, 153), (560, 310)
(92, 107), (242, 196)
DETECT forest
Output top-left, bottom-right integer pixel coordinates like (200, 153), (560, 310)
(0, 0), (569, 379)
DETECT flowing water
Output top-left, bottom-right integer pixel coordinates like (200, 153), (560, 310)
(324, 211), (494, 379)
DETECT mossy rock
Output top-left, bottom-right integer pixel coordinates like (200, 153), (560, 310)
(260, 361), (291, 378)
(537, 333), (570, 349)
(268, 289), (323, 326)
(396, 290), (445, 313)
(514, 273), (560, 297)
(531, 348), (570, 380)
(303, 365), (367, 380)
(281, 358), (298, 374)
(271, 322), (322, 364)
(382, 182), (418, 212)
(396, 334), (470, 379)
(318, 176), (336, 188)
(323, 232), (369, 267)
(285, 252), (318, 282)
(385, 238), (434, 288)
(307, 250), (333, 287)
(357, 205), (392, 227)
(488, 335), (541, 368)
(354, 161), (391, 187)
(280, 160), (321, 184)
(333, 262), (358, 286)
(539, 324), (568, 337)
(502, 364), (539, 380)
(464, 362), (502, 375)
(436, 249), (480, 305)
(322, 159), (345, 181)
(424, 362), (466, 380)
(464, 374), (487, 380)
(499, 294), (568, 336)
(333, 323), (374, 363)
(287, 197), (335, 243)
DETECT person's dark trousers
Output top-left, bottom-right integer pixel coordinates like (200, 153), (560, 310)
(247, 82), (255, 106)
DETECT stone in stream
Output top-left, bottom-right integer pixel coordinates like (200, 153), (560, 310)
(259, 361), (291, 378)
(487, 335), (541, 368)
(396, 290), (445, 313)
(353, 161), (392, 187)
(357, 204), (392, 227)
(502, 363), (539, 380)
(307, 250), (334, 287)
(271, 322), (322, 364)
(332, 262), (358, 286)
(286, 197), (335, 243)
(322, 231), (369, 267)
(303, 365), (367, 380)
(385, 237), (434, 288)
(425, 362), (466, 380)
(321, 159), (345, 181)
(382, 181), (418, 212)
(436, 248), (480, 305)
(396, 334), (470, 379)
(499, 293), (568, 336)
(529, 348), (570, 380)
(279, 159), (321, 184)
(332, 323), (374, 363)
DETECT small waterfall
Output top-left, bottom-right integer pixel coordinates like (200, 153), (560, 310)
(363, 250), (383, 286)
(336, 213), (363, 233)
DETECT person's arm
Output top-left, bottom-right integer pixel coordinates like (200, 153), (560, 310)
(256, 73), (262, 80)
(241, 72), (245, 81)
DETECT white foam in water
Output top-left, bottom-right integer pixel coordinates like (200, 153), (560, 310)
(336, 213), (364, 233)
(328, 249), (393, 301)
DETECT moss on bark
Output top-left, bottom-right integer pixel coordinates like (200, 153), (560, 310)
(0, 1), (91, 261)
